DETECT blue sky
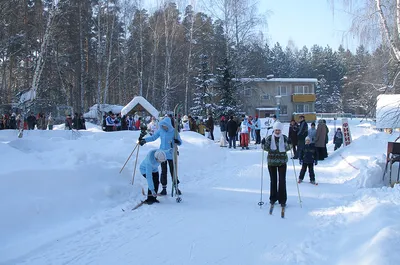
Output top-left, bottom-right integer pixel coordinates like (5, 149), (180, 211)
(260, 0), (357, 51)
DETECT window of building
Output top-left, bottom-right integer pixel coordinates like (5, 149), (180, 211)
(261, 94), (270, 100)
(244, 89), (252, 97)
(277, 86), (287, 96)
(279, 105), (288, 115)
(294, 85), (311, 94)
(296, 104), (313, 113)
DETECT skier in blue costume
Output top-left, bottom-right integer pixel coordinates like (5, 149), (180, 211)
(139, 117), (182, 195)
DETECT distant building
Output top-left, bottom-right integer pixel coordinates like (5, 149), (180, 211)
(239, 78), (318, 122)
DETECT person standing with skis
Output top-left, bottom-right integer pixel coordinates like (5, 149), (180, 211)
(139, 117), (182, 195)
(261, 122), (290, 207)
(139, 149), (167, 204)
(298, 136), (318, 184)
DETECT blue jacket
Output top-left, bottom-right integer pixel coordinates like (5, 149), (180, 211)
(308, 128), (317, 143)
(139, 149), (162, 192)
(144, 117), (182, 160)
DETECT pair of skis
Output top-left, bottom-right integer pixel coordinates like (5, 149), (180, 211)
(269, 203), (285, 218)
(171, 103), (182, 203)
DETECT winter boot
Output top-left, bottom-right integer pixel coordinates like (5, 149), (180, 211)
(144, 198), (160, 205)
(159, 187), (167, 196)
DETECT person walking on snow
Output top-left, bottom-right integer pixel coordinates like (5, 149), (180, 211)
(139, 117), (182, 195)
(298, 136), (318, 184)
(261, 122), (290, 207)
(139, 149), (167, 204)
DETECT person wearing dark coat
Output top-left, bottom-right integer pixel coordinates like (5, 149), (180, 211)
(226, 116), (238, 149)
(322, 119), (329, 159)
(72, 113), (79, 130)
(297, 115), (308, 157)
(27, 112), (36, 130)
(298, 136), (318, 184)
(315, 120), (327, 160)
(9, 113), (17, 129)
(288, 119), (299, 158)
(206, 114), (215, 140)
(333, 128), (344, 150)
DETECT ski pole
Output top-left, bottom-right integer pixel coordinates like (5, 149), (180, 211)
(120, 143), (139, 174)
(258, 148), (265, 208)
(290, 147), (302, 208)
(131, 144), (140, 185)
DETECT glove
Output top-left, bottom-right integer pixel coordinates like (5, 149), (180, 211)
(138, 138), (146, 146)
(174, 138), (181, 144)
(151, 190), (157, 197)
(314, 161), (318, 166)
(261, 138), (266, 145)
(299, 160), (303, 165)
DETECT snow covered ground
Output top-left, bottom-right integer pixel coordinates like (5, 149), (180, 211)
(1, 119), (400, 265)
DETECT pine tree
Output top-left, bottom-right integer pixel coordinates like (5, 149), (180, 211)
(215, 59), (242, 117)
(190, 54), (214, 117)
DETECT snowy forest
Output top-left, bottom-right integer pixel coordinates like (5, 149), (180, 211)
(0, 0), (396, 117)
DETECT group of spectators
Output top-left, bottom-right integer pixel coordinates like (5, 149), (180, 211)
(0, 112), (55, 130)
(288, 116), (344, 161)
(65, 113), (86, 130)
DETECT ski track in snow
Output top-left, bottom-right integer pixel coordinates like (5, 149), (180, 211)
(2, 124), (400, 265)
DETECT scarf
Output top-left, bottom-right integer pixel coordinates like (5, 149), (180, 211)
(270, 133), (285, 152)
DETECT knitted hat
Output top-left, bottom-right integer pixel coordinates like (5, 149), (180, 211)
(154, 150), (167, 162)
(273, 122), (283, 131)
(305, 136), (311, 142)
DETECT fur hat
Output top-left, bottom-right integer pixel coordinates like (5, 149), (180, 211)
(154, 150), (167, 162)
(273, 122), (283, 131)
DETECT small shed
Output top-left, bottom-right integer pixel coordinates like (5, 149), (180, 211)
(376, 94), (400, 130)
(121, 96), (159, 118)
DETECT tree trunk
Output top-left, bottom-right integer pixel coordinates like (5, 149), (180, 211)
(103, 8), (116, 104)
(79, 3), (85, 113)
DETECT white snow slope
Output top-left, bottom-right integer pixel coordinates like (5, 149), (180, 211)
(1, 119), (400, 265)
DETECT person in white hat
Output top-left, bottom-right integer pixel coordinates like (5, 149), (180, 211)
(261, 121), (290, 208)
(139, 149), (167, 204)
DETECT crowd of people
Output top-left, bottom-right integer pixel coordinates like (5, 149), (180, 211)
(0, 112), (56, 130)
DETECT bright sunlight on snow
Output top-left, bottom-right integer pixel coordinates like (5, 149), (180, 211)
(1, 119), (400, 265)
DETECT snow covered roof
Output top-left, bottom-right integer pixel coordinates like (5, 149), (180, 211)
(239, 78), (318, 83)
(121, 96), (159, 118)
(256, 107), (278, 111)
(84, 104), (124, 118)
(376, 94), (400, 129)
(19, 89), (36, 104)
